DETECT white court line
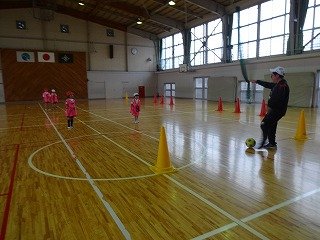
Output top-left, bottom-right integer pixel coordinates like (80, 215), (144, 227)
(76, 106), (269, 240)
(61, 103), (320, 239)
(75, 117), (199, 171)
(76, 117), (152, 167)
(191, 222), (238, 240)
(38, 103), (131, 240)
(27, 139), (158, 181)
(193, 187), (320, 239)
(167, 176), (269, 240)
(241, 187), (320, 222)
(78, 107), (158, 140)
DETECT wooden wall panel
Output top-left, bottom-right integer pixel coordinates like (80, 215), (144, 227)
(1, 49), (87, 102)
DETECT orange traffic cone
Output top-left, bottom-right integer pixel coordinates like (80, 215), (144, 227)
(259, 99), (267, 116)
(160, 95), (164, 104)
(234, 97), (241, 113)
(216, 96), (223, 111)
(169, 96), (174, 105)
(150, 126), (176, 174)
(153, 94), (157, 104)
(294, 110), (308, 140)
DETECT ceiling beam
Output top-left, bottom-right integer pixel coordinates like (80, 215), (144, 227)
(103, 2), (150, 19)
(103, 1), (184, 31)
(186, 0), (225, 16)
(0, 1), (32, 9)
(225, 0), (269, 14)
(150, 14), (184, 30)
(87, 0), (105, 17)
(151, 0), (203, 19)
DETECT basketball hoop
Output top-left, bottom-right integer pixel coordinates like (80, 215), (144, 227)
(179, 64), (188, 73)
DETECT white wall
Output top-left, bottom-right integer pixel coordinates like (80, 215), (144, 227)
(208, 77), (237, 102)
(0, 8), (156, 72)
(263, 72), (315, 107)
(87, 71), (157, 99)
(157, 52), (320, 106)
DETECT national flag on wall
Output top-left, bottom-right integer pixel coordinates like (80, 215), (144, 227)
(37, 52), (55, 63)
(16, 51), (35, 62)
(58, 53), (73, 63)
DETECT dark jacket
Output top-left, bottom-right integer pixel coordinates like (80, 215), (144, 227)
(256, 79), (290, 116)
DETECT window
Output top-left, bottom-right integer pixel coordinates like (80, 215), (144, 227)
(190, 25), (206, 66)
(303, 0), (320, 50)
(231, 0), (290, 60)
(207, 19), (223, 64)
(258, 0), (290, 57)
(240, 82), (264, 103)
(190, 19), (223, 66)
(160, 0), (318, 69)
(231, 6), (259, 60)
(161, 33), (183, 70)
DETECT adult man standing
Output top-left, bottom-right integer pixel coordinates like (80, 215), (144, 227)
(251, 66), (290, 149)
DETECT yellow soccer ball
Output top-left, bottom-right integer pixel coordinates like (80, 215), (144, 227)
(245, 138), (256, 148)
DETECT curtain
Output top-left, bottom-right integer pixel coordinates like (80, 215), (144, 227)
(182, 28), (191, 65)
(222, 14), (233, 63)
(287, 0), (309, 55)
(155, 39), (162, 71)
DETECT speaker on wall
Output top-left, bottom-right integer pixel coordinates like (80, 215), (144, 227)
(109, 45), (114, 59)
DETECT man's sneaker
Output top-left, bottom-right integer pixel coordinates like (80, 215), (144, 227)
(264, 143), (277, 149)
(257, 140), (266, 149)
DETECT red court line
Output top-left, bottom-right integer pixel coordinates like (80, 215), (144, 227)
(0, 144), (20, 240)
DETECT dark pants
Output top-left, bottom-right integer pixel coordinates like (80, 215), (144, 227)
(67, 117), (74, 127)
(260, 110), (284, 145)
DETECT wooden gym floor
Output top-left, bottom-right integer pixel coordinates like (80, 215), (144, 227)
(0, 98), (320, 240)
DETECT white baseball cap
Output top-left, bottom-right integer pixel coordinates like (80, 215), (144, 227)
(133, 93), (139, 96)
(51, 89), (55, 92)
(270, 66), (285, 76)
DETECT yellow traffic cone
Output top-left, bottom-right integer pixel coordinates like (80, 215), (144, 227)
(150, 126), (176, 174)
(294, 110), (307, 140)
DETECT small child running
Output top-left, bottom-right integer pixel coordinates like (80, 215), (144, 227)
(65, 91), (77, 129)
(130, 93), (141, 123)
(42, 88), (51, 110)
(51, 89), (59, 108)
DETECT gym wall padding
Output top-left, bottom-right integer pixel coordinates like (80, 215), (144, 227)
(263, 72), (314, 107)
(208, 76), (237, 102)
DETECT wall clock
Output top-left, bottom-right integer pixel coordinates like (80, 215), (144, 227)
(131, 48), (138, 55)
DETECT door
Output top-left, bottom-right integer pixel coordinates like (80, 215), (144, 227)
(314, 70), (320, 107)
(195, 77), (208, 100)
(240, 81), (263, 103)
(164, 83), (175, 97)
(0, 83), (4, 103)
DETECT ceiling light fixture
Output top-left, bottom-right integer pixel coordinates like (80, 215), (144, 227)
(78, 2), (84, 6)
(137, 18), (142, 25)
(168, 0), (176, 6)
